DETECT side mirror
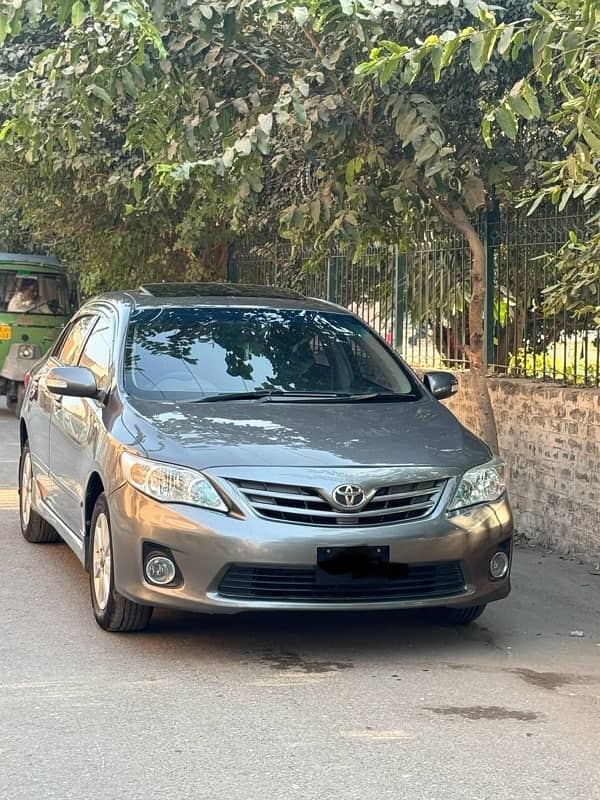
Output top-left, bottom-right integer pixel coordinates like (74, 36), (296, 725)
(46, 366), (99, 399)
(423, 371), (459, 401)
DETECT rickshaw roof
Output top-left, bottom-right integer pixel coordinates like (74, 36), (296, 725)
(0, 253), (63, 271)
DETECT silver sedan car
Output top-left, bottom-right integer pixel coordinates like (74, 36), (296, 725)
(19, 283), (512, 632)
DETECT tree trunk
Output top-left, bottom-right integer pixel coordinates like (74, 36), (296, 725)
(425, 194), (499, 454)
(450, 207), (499, 454)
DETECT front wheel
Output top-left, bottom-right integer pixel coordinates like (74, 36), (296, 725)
(89, 494), (153, 632)
(426, 604), (487, 626)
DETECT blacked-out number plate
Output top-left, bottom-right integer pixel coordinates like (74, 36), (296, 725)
(316, 545), (408, 585)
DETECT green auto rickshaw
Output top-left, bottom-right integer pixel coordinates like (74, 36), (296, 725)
(0, 253), (78, 415)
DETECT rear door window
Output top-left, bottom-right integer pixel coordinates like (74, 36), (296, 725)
(77, 317), (114, 390)
(54, 316), (96, 366)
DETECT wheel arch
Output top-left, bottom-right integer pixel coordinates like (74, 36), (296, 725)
(19, 418), (28, 448)
(84, 472), (105, 571)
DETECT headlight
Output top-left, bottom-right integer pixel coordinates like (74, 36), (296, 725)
(121, 452), (228, 512)
(18, 344), (35, 359)
(448, 458), (506, 511)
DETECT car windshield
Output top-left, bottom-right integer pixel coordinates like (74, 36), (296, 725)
(0, 270), (70, 315)
(124, 306), (418, 401)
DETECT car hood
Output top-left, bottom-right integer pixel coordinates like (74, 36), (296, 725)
(122, 396), (491, 471)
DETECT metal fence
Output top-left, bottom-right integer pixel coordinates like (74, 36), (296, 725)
(231, 203), (599, 387)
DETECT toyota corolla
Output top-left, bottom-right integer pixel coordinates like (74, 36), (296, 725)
(18, 283), (512, 632)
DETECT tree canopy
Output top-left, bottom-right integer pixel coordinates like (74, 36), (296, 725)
(0, 0), (596, 296)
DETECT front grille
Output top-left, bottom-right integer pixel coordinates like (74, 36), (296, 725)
(229, 478), (446, 526)
(218, 561), (465, 602)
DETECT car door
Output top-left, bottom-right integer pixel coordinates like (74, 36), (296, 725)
(46, 313), (109, 533)
(29, 315), (96, 507)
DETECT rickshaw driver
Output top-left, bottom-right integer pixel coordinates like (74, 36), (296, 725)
(7, 277), (54, 314)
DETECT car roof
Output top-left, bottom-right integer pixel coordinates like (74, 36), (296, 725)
(96, 283), (349, 314)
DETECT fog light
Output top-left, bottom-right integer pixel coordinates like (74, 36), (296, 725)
(145, 555), (177, 585)
(489, 551), (509, 580)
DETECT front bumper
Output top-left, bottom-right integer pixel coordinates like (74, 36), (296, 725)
(108, 482), (513, 615)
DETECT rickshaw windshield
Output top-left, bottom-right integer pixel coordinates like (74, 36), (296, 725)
(0, 270), (70, 315)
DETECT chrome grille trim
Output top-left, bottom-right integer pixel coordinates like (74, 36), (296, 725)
(229, 478), (446, 527)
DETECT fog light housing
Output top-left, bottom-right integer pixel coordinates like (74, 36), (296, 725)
(145, 555), (177, 586)
(489, 551), (509, 580)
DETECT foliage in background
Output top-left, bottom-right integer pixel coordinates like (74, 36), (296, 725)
(0, 0), (597, 442)
(1, 0), (590, 291)
(363, 0), (600, 321)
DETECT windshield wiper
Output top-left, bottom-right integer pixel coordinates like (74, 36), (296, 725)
(187, 390), (347, 403)
(345, 392), (419, 402)
(186, 390), (418, 404)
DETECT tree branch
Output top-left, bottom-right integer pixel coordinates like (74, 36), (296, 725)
(229, 47), (267, 79)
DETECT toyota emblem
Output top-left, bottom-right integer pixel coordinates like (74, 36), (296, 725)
(332, 484), (366, 510)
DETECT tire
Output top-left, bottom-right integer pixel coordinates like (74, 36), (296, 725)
(427, 604), (487, 626)
(15, 383), (25, 418)
(89, 494), (153, 633)
(19, 443), (61, 544)
(6, 389), (17, 414)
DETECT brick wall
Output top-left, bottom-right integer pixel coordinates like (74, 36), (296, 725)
(445, 376), (600, 561)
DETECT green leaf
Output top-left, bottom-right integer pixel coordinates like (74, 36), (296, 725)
(532, 23), (554, 68)
(520, 81), (541, 119)
(527, 193), (546, 216)
(531, 1), (556, 22)
(380, 56), (400, 85)
(511, 30), (524, 60)
(507, 94), (534, 121)
(582, 127), (600, 155)
(558, 187), (572, 212)
(89, 84), (113, 107)
(234, 136), (252, 156)
(257, 113), (273, 135)
(482, 29), (498, 65)
(293, 6), (308, 26)
(495, 106), (517, 139)
(293, 99), (307, 124)
(498, 25), (513, 57)
(247, 173), (263, 192)
(345, 159), (355, 184)
(431, 45), (443, 82)
(71, 0), (86, 27)
(233, 98), (249, 115)
(440, 34), (462, 70)
(354, 61), (378, 76)
(379, 41), (409, 56)
(414, 138), (438, 165)
(482, 116), (492, 148)
(469, 31), (485, 74)
(462, 175), (486, 211)
(310, 196), (321, 224)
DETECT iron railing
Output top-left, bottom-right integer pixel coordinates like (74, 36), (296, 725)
(231, 204), (599, 387)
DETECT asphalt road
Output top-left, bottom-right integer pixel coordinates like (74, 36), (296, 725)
(0, 402), (599, 800)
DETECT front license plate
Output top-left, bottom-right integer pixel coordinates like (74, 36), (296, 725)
(316, 545), (408, 584)
(0, 325), (11, 341)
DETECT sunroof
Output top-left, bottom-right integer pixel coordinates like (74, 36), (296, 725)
(139, 282), (306, 300)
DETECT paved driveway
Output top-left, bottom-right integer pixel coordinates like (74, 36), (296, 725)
(0, 402), (599, 799)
